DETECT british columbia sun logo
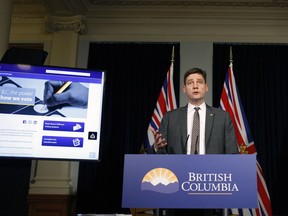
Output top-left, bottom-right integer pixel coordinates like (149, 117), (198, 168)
(141, 168), (179, 194)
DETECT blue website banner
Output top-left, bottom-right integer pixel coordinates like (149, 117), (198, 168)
(0, 63), (103, 83)
(43, 120), (84, 132)
(122, 154), (257, 209)
(42, 136), (83, 147)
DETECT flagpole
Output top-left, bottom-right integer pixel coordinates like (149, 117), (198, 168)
(171, 45), (175, 63)
(229, 45), (233, 64)
(223, 46), (233, 216)
(154, 45), (176, 216)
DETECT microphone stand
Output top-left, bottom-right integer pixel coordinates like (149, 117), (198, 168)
(155, 208), (160, 216)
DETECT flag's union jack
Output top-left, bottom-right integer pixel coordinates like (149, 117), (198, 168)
(220, 62), (272, 216)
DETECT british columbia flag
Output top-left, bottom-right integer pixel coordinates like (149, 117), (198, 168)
(145, 49), (177, 149)
(220, 60), (272, 216)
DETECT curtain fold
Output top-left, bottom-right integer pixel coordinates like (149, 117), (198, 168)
(76, 42), (180, 214)
(213, 43), (288, 215)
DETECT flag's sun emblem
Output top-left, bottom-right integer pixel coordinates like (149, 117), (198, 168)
(239, 143), (248, 154)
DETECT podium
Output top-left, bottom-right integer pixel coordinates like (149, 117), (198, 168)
(122, 154), (257, 209)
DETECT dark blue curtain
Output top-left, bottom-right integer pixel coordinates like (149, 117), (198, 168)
(76, 42), (180, 214)
(213, 43), (288, 215)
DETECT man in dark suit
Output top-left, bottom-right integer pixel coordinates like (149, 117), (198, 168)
(146, 67), (239, 216)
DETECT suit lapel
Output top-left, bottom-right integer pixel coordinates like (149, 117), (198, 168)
(180, 106), (188, 152)
(205, 105), (215, 145)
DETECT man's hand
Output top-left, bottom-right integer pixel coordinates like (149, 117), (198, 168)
(150, 126), (167, 151)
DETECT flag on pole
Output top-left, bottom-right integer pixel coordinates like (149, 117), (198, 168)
(219, 47), (272, 216)
(145, 47), (177, 149)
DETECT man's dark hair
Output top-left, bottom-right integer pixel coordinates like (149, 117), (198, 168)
(183, 68), (207, 84)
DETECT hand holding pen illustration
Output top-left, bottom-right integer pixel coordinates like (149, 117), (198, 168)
(43, 81), (89, 109)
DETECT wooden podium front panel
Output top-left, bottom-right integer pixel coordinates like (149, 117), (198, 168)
(28, 194), (74, 216)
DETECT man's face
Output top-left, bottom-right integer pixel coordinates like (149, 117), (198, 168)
(182, 73), (208, 105)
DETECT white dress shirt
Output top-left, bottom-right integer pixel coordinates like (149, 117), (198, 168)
(187, 102), (206, 154)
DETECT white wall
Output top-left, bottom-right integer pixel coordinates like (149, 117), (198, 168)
(77, 40), (214, 108)
(180, 42), (213, 107)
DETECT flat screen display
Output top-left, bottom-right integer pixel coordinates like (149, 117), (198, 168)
(0, 63), (105, 160)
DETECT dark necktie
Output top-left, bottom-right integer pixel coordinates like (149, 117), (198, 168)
(191, 107), (200, 154)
